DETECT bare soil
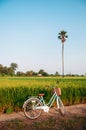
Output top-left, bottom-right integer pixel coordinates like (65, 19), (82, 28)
(0, 103), (86, 130)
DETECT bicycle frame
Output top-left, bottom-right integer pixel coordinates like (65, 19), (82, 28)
(39, 91), (59, 108)
(23, 84), (65, 119)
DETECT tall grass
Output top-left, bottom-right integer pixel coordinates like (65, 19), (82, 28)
(0, 77), (86, 113)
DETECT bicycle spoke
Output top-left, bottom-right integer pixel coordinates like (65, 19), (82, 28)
(23, 98), (43, 119)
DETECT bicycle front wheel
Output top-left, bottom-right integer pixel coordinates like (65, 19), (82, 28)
(23, 98), (43, 119)
(57, 97), (66, 116)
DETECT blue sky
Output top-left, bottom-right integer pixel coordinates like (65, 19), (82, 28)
(0, 0), (86, 75)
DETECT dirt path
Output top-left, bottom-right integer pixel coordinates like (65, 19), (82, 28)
(0, 103), (86, 122)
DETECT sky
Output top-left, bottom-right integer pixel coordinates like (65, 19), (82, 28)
(0, 0), (86, 75)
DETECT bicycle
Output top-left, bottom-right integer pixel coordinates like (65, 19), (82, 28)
(23, 83), (65, 119)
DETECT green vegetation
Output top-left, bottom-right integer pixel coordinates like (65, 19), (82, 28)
(0, 77), (86, 113)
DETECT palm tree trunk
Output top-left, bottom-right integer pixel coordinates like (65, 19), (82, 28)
(62, 43), (64, 77)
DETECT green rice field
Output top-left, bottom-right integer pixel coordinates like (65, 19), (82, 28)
(0, 77), (86, 113)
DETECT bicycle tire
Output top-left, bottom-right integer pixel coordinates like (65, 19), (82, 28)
(57, 97), (66, 116)
(23, 98), (43, 119)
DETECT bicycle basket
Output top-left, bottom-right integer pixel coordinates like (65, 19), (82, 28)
(55, 88), (61, 96)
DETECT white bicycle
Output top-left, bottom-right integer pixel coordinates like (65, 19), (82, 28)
(23, 85), (65, 119)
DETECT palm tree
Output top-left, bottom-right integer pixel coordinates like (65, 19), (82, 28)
(58, 30), (68, 77)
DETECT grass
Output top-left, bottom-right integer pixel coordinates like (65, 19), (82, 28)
(0, 76), (86, 112)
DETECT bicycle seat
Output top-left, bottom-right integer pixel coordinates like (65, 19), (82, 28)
(38, 94), (45, 97)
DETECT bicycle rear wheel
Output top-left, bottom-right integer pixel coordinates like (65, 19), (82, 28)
(57, 97), (66, 116)
(23, 98), (43, 119)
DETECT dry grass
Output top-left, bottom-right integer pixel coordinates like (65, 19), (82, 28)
(0, 116), (86, 130)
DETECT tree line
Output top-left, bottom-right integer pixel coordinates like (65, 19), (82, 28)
(0, 63), (18, 76)
(0, 63), (60, 77)
(0, 63), (85, 77)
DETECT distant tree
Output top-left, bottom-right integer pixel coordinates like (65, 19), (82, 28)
(0, 63), (18, 76)
(17, 71), (25, 76)
(10, 63), (18, 74)
(55, 71), (60, 76)
(26, 70), (33, 76)
(0, 66), (11, 76)
(0, 64), (3, 75)
(38, 69), (44, 74)
(10, 63), (18, 70)
(33, 71), (37, 76)
(7, 67), (14, 76)
(2, 66), (8, 75)
(38, 69), (49, 76)
(0, 64), (3, 68)
(58, 30), (68, 77)
(42, 71), (49, 76)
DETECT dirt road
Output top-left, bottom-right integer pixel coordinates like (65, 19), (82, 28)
(0, 103), (86, 122)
